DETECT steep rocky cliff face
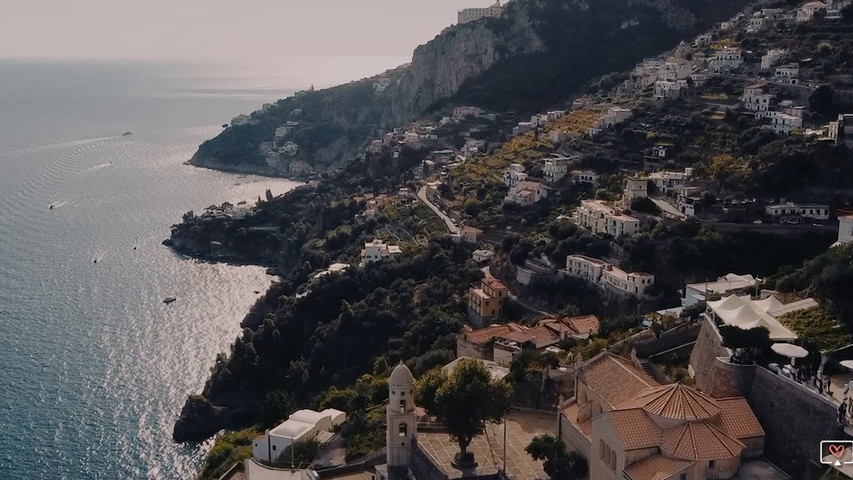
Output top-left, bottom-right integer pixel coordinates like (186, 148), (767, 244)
(190, 0), (752, 176)
(385, 4), (545, 126)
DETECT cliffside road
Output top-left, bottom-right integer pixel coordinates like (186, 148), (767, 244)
(417, 185), (460, 235)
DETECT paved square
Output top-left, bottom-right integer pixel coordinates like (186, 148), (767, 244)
(417, 410), (554, 480)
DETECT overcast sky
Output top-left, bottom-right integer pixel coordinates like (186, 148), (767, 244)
(0, 0), (500, 60)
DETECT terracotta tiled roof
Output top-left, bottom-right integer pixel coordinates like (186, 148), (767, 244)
(661, 421), (744, 460)
(578, 353), (659, 408)
(539, 315), (600, 337)
(463, 323), (524, 345)
(619, 383), (721, 422)
(519, 325), (561, 349)
(564, 315), (600, 335)
(714, 397), (765, 440)
(624, 454), (693, 480)
(606, 408), (662, 450)
(482, 277), (508, 291)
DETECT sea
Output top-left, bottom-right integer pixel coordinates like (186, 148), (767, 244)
(0, 56), (407, 479)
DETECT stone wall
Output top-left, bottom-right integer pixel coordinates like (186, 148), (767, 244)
(689, 317), (848, 479)
(745, 367), (844, 479)
(411, 438), (450, 480)
(689, 317), (733, 395)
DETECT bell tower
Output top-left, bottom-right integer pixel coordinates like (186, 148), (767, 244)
(387, 362), (417, 467)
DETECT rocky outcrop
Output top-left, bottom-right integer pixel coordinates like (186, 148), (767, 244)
(385, 5), (545, 126)
(173, 395), (232, 442)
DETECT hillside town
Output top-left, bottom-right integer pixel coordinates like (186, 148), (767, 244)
(177, 1), (853, 480)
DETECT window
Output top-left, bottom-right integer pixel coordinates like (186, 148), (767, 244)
(611, 455), (616, 471)
(399, 423), (408, 438)
(273, 445), (277, 451)
(599, 440), (604, 459)
(709, 460), (716, 468)
(400, 400), (406, 413)
(679, 474), (687, 480)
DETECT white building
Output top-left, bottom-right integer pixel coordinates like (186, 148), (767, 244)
(706, 294), (818, 341)
(543, 157), (570, 184)
(575, 200), (640, 236)
(653, 80), (683, 101)
(502, 163), (528, 189)
(505, 181), (548, 205)
(624, 176), (649, 204)
(828, 113), (853, 147)
(761, 49), (787, 70)
(767, 112), (803, 135)
(748, 15), (770, 32)
(606, 214), (641, 237)
(603, 107), (633, 127)
(361, 239), (402, 267)
(453, 106), (483, 120)
(565, 255), (655, 297)
(694, 33), (713, 46)
(775, 64), (800, 85)
(252, 408), (346, 463)
(797, 1), (826, 21)
(275, 125), (294, 140)
(765, 202), (829, 219)
(458, 1), (503, 24)
(649, 170), (692, 194)
(549, 130), (571, 144)
(835, 213), (853, 246)
(682, 273), (759, 308)
(472, 249), (495, 263)
(711, 47), (743, 73)
(741, 82), (773, 112)
(827, 0), (852, 18)
(573, 170), (598, 186)
(513, 122), (534, 136)
(373, 78), (393, 94)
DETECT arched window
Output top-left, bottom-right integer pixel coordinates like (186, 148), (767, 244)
(400, 399), (406, 413)
(399, 423), (408, 438)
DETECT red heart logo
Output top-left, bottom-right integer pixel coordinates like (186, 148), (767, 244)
(830, 444), (845, 459)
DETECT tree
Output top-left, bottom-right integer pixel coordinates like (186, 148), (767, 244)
(810, 85), (835, 118)
(719, 325), (771, 363)
(416, 359), (513, 463)
(259, 390), (296, 428)
(526, 434), (588, 480)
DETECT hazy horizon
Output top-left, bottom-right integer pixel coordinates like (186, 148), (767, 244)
(1, 0), (502, 62)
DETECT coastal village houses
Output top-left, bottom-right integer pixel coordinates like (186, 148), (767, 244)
(456, 316), (600, 366)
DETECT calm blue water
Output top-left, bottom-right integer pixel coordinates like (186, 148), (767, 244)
(0, 60), (306, 479)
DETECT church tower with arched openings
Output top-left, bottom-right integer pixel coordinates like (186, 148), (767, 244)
(387, 362), (417, 467)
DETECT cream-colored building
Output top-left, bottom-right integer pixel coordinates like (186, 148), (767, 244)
(575, 200), (640, 236)
(560, 353), (773, 480)
(565, 255), (654, 297)
(625, 176), (649, 204)
(458, 1), (504, 24)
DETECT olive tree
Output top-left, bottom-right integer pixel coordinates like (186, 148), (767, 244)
(415, 359), (512, 464)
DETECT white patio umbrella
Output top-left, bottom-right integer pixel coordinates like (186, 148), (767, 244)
(840, 360), (853, 371)
(772, 343), (809, 366)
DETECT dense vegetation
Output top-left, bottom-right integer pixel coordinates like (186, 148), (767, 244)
(174, 240), (482, 440)
(769, 244), (853, 336)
